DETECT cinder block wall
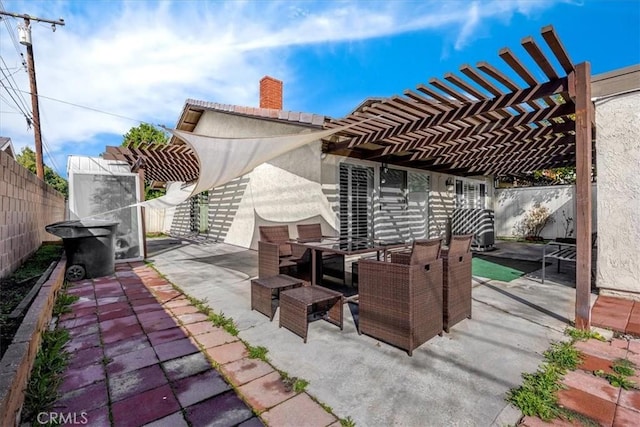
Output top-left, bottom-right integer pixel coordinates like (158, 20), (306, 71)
(0, 150), (66, 279)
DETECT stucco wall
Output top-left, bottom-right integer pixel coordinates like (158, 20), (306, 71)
(0, 151), (66, 278)
(494, 184), (597, 239)
(595, 90), (640, 297)
(173, 111), (337, 248)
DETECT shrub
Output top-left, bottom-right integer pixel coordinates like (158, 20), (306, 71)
(516, 204), (555, 239)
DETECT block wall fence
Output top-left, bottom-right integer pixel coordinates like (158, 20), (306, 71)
(0, 150), (66, 279)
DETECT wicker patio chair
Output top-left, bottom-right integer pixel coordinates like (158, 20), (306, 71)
(258, 225), (309, 279)
(358, 255), (443, 356)
(390, 238), (442, 265)
(441, 234), (473, 332)
(296, 223), (324, 241)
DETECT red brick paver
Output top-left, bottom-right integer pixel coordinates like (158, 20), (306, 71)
(49, 262), (340, 426)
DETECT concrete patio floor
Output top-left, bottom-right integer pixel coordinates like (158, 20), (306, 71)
(147, 238), (589, 426)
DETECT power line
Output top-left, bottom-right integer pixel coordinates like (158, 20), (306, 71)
(0, 76), (31, 123)
(0, 1), (24, 57)
(0, 55), (31, 115)
(14, 87), (151, 125)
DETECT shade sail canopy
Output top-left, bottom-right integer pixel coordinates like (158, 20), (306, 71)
(106, 125), (355, 210)
(322, 25), (586, 177)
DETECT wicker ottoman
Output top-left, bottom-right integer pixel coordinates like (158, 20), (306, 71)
(279, 286), (343, 342)
(251, 274), (305, 321)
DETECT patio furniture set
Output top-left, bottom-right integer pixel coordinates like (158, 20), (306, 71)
(252, 224), (474, 355)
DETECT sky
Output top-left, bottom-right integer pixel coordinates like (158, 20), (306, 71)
(0, 0), (639, 178)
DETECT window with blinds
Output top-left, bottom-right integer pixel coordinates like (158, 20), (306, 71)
(339, 164), (373, 240)
(455, 179), (486, 209)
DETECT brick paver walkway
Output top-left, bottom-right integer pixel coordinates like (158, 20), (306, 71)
(591, 295), (640, 336)
(52, 262), (339, 426)
(520, 295), (640, 427)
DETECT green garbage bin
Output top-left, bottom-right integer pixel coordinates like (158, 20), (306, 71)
(45, 220), (119, 281)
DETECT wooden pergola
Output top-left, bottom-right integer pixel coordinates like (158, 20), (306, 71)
(104, 25), (595, 329)
(322, 25), (594, 328)
(104, 142), (199, 184)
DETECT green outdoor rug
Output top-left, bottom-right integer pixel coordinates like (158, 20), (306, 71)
(472, 255), (546, 282)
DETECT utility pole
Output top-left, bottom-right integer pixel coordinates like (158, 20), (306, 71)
(0, 10), (64, 180)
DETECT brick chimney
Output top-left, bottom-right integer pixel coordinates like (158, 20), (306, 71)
(259, 76), (283, 110)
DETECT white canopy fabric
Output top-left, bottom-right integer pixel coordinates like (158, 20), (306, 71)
(139, 126), (348, 210)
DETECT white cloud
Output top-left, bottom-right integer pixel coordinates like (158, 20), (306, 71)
(0, 0), (566, 175)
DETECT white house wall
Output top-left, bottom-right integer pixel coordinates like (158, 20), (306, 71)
(595, 90), (640, 298)
(176, 110), (338, 249)
(170, 109), (491, 249)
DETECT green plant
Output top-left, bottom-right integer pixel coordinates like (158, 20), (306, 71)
(508, 338), (585, 421)
(340, 416), (356, 427)
(507, 364), (564, 421)
(319, 402), (333, 413)
(564, 327), (606, 342)
(293, 378), (309, 393)
(208, 311), (239, 336)
(516, 203), (555, 239)
(543, 341), (582, 372)
(279, 371), (308, 393)
(52, 292), (79, 316)
(612, 358), (636, 377)
(22, 329), (71, 423)
(594, 370), (637, 390)
(247, 345), (269, 361)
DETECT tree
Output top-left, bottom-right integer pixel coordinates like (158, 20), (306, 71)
(16, 147), (68, 198)
(121, 123), (169, 148)
(121, 123), (169, 199)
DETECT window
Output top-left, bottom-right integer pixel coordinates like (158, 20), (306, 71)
(339, 164), (373, 240)
(455, 179), (486, 209)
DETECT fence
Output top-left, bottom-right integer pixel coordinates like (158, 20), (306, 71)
(493, 183), (597, 240)
(0, 151), (66, 278)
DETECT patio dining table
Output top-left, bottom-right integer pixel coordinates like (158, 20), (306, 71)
(291, 238), (408, 288)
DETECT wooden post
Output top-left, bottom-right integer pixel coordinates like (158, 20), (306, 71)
(573, 62), (593, 330)
(138, 168), (148, 259)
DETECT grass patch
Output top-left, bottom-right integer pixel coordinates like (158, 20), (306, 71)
(52, 293), (79, 317)
(340, 416), (356, 427)
(181, 293), (240, 337)
(543, 341), (582, 372)
(207, 311), (239, 336)
(1, 244), (63, 359)
(564, 327), (606, 342)
(508, 364), (564, 421)
(146, 232), (167, 238)
(508, 337), (585, 421)
(280, 372), (308, 393)
(22, 328), (71, 423)
(11, 244), (62, 282)
(595, 359), (638, 390)
(509, 328), (638, 423)
(247, 345), (268, 361)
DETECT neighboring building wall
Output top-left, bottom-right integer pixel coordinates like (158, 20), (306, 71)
(0, 150), (66, 279)
(493, 184), (597, 239)
(595, 89), (640, 298)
